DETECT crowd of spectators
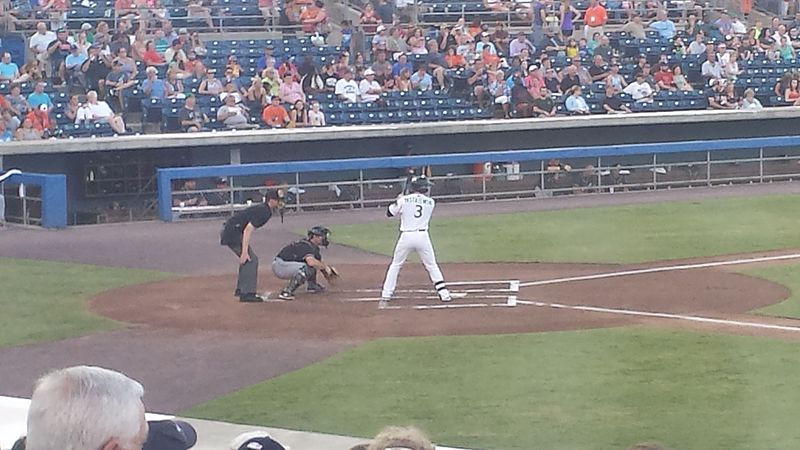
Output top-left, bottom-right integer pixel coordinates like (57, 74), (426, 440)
(5, 0), (800, 140)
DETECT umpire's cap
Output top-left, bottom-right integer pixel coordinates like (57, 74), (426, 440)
(308, 226), (331, 247)
(410, 176), (433, 193)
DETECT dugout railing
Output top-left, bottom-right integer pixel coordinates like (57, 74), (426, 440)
(157, 136), (800, 221)
(1, 172), (68, 229)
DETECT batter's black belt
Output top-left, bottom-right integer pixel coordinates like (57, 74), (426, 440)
(401, 229), (428, 232)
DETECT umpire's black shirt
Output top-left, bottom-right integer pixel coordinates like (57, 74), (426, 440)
(220, 204), (272, 245)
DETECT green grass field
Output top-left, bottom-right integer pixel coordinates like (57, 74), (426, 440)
(7, 194), (800, 450)
(334, 195), (800, 264)
(184, 328), (800, 450)
(0, 258), (169, 347)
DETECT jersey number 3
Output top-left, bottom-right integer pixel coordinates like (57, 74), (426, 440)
(414, 205), (423, 218)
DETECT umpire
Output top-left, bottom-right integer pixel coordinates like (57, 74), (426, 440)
(220, 190), (282, 302)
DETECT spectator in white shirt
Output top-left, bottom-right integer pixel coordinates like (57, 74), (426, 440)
(29, 22), (57, 72)
(509, 31), (535, 57)
(359, 68), (382, 103)
(623, 73), (654, 102)
(701, 52), (723, 85)
(335, 69), (359, 102)
(308, 100), (326, 126)
(80, 90), (126, 134)
(688, 32), (707, 55)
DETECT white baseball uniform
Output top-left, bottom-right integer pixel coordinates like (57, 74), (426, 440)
(381, 192), (451, 301)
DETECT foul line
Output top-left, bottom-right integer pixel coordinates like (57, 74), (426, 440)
(518, 253), (800, 288)
(515, 299), (800, 333)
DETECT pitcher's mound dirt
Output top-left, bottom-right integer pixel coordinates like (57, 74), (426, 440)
(90, 263), (789, 340)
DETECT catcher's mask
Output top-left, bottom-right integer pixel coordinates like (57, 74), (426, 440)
(308, 226), (331, 247)
(410, 176), (433, 193)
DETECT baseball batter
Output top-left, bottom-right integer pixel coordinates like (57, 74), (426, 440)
(380, 176), (451, 307)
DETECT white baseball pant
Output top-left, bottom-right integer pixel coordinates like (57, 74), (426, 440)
(381, 230), (448, 299)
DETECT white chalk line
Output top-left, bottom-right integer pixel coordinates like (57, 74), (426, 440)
(517, 253), (800, 288)
(344, 288), (514, 294)
(347, 294), (509, 302)
(382, 302), (517, 310)
(515, 299), (800, 333)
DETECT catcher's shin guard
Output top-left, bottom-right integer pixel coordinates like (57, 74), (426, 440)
(284, 266), (310, 294)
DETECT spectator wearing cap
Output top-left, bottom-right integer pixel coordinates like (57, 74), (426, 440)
(81, 44), (111, 94)
(26, 104), (54, 135)
(143, 420), (198, 450)
(565, 85), (590, 114)
(27, 82), (53, 110)
(179, 94), (209, 132)
(583, 0), (607, 40)
(335, 69), (359, 102)
(603, 84), (632, 114)
(359, 68), (383, 103)
(509, 32), (535, 58)
(475, 31), (497, 58)
(524, 64), (544, 98)
(164, 39), (188, 69)
(218, 93), (257, 128)
(64, 44), (88, 90)
(142, 66), (175, 100)
(411, 65), (434, 92)
(0, 52), (20, 82)
(230, 432), (288, 450)
(261, 95), (290, 128)
(46, 28), (74, 84)
(623, 72), (654, 102)
(372, 25), (389, 53)
(279, 72), (305, 104)
(105, 59), (137, 110)
(649, 10), (675, 40)
(25, 366), (148, 450)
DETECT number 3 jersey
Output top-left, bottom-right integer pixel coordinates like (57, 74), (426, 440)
(388, 193), (436, 231)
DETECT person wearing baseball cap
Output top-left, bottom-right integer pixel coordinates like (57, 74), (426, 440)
(359, 68), (382, 103)
(219, 189), (284, 302)
(228, 432), (287, 450)
(143, 420), (198, 450)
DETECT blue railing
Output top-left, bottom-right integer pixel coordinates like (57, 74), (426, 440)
(157, 135), (800, 221)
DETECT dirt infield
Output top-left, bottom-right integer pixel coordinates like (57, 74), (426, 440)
(90, 261), (791, 340)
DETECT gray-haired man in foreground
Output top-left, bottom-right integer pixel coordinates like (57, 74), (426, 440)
(26, 366), (148, 450)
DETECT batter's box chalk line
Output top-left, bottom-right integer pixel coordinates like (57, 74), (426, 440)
(344, 280), (522, 310)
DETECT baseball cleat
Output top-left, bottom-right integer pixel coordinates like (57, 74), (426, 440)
(440, 295), (452, 302)
(378, 298), (390, 309)
(278, 290), (295, 300)
(239, 293), (266, 303)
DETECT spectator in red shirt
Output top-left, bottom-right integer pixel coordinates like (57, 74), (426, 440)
(143, 40), (165, 66)
(654, 63), (676, 91)
(583, 0), (608, 40)
(261, 95), (290, 128)
(26, 105), (54, 134)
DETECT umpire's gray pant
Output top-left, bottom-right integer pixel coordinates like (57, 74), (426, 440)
(271, 257), (306, 280)
(227, 243), (258, 294)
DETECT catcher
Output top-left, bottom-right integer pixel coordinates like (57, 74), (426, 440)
(272, 226), (340, 300)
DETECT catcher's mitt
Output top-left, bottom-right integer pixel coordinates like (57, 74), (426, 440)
(322, 265), (341, 284)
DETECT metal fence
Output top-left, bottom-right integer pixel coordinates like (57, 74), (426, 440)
(168, 146), (800, 220)
(2, 183), (43, 226)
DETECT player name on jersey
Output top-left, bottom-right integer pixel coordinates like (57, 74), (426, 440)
(390, 193), (436, 232)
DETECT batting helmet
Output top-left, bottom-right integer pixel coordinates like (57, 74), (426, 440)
(410, 176), (433, 193)
(308, 226), (331, 247)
